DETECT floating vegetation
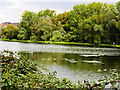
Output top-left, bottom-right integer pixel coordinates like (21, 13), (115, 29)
(82, 60), (103, 64)
(103, 69), (107, 72)
(97, 69), (102, 72)
(64, 58), (78, 63)
(81, 54), (104, 57)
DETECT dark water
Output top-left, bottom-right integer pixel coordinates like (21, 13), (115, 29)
(19, 52), (120, 83)
(0, 41), (120, 83)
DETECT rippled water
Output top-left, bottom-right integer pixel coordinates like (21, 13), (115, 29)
(0, 41), (120, 56)
(0, 40), (120, 83)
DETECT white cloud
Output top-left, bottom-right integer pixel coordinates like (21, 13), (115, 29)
(0, 8), (23, 23)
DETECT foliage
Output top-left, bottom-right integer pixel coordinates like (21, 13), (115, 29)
(0, 29), (3, 38)
(32, 16), (53, 41)
(50, 22), (66, 42)
(18, 10), (35, 40)
(66, 2), (120, 44)
(37, 9), (56, 17)
(2, 2), (120, 45)
(30, 10), (56, 41)
(17, 27), (28, 40)
(2, 24), (19, 39)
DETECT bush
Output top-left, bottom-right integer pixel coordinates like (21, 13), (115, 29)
(30, 35), (38, 41)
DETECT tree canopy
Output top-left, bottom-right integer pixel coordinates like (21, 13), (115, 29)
(2, 2), (120, 45)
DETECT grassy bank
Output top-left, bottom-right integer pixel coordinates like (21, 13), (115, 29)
(0, 38), (120, 48)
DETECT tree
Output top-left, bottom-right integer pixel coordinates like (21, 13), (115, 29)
(93, 24), (103, 44)
(31, 16), (53, 41)
(66, 2), (104, 43)
(2, 24), (18, 39)
(5, 2), (120, 45)
(103, 9), (118, 44)
(50, 22), (66, 42)
(55, 12), (70, 30)
(37, 9), (56, 17)
(17, 27), (28, 40)
(30, 9), (56, 41)
(40, 16), (53, 41)
(116, 2), (120, 30)
(76, 18), (94, 43)
(18, 10), (35, 40)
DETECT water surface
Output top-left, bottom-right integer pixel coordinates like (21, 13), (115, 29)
(0, 40), (120, 83)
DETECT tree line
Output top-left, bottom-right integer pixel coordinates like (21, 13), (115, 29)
(2, 2), (120, 45)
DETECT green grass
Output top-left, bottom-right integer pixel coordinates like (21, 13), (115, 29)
(99, 44), (113, 47)
(0, 38), (94, 46)
(99, 44), (120, 48)
(114, 45), (120, 47)
(0, 38), (120, 48)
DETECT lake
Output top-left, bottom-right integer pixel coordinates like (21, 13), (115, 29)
(0, 40), (120, 83)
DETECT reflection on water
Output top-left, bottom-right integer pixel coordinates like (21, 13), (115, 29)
(0, 41), (120, 56)
(19, 52), (120, 83)
(0, 40), (120, 83)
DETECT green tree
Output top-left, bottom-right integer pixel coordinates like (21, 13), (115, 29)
(30, 9), (56, 41)
(2, 24), (18, 39)
(66, 2), (104, 43)
(78, 19), (93, 43)
(31, 16), (53, 41)
(17, 27), (28, 40)
(104, 9), (118, 44)
(55, 12), (70, 31)
(7, 2), (120, 45)
(18, 10), (35, 40)
(93, 24), (103, 44)
(116, 2), (120, 30)
(50, 22), (66, 42)
(37, 9), (56, 17)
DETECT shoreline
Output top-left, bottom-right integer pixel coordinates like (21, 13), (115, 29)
(0, 38), (120, 48)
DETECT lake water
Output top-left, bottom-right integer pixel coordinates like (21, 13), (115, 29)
(0, 40), (120, 83)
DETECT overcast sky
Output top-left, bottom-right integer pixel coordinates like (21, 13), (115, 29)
(0, 0), (119, 23)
